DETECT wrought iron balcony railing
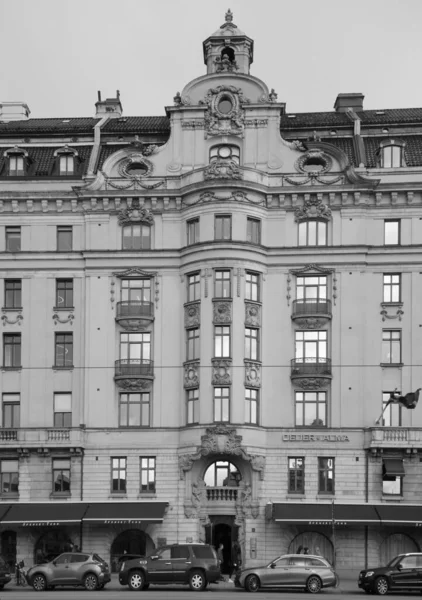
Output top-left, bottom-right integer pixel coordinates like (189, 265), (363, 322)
(290, 358), (332, 378)
(116, 301), (154, 319)
(291, 299), (332, 318)
(114, 359), (154, 378)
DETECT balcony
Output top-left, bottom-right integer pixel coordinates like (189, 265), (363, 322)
(366, 427), (422, 452)
(291, 299), (332, 324)
(290, 358), (332, 379)
(115, 301), (154, 330)
(114, 359), (154, 383)
(0, 427), (84, 448)
(206, 487), (238, 502)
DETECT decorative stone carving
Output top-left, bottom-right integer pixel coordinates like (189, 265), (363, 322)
(295, 151), (332, 175)
(295, 378), (331, 389)
(211, 359), (232, 385)
(213, 301), (232, 324)
(295, 318), (326, 329)
(181, 120), (205, 129)
(178, 424), (266, 479)
(200, 85), (249, 138)
(52, 313), (74, 326)
(184, 362), (200, 389)
(184, 302), (200, 328)
(245, 361), (261, 388)
(1, 313), (23, 326)
(245, 303), (261, 327)
(294, 196), (332, 222)
(118, 199), (154, 226)
(281, 137), (307, 152)
(116, 379), (152, 391)
(113, 267), (157, 279)
(118, 153), (155, 179)
(190, 190), (252, 205)
(204, 160), (242, 180)
(214, 56), (239, 72)
(117, 318), (151, 331)
(380, 304), (404, 321)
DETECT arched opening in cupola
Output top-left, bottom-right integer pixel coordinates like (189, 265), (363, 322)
(221, 46), (235, 62)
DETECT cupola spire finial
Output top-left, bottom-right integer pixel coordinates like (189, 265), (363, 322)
(225, 8), (233, 22)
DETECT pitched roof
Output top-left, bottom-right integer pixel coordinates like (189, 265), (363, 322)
(0, 145), (92, 177)
(97, 145), (128, 170)
(280, 108), (422, 130)
(101, 116), (170, 133)
(363, 135), (422, 167)
(0, 118), (99, 135)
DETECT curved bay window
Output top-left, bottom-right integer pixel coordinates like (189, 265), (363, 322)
(210, 145), (240, 165)
(123, 224), (151, 250)
(204, 461), (241, 487)
(298, 220), (327, 246)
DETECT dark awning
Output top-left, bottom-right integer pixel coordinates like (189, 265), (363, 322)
(272, 503), (333, 524)
(1, 503), (89, 526)
(82, 502), (168, 524)
(383, 459), (405, 477)
(375, 504), (422, 525)
(334, 505), (380, 524)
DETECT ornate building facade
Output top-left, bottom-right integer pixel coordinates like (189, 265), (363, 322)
(0, 10), (422, 573)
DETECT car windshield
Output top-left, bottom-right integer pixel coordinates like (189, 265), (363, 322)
(93, 554), (105, 563)
(386, 556), (403, 568)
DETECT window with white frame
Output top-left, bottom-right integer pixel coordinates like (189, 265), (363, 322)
(1, 460), (19, 495)
(187, 389), (199, 425)
(187, 272), (200, 302)
(383, 274), (401, 303)
(2, 393), (20, 428)
(245, 272), (260, 302)
(382, 392), (402, 427)
(382, 330), (401, 364)
(298, 220), (327, 246)
(381, 144), (404, 168)
(122, 224), (151, 250)
(8, 154), (25, 176)
(111, 457), (126, 493)
(214, 270), (231, 298)
(295, 331), (327, 364)
(186, 328), (200, 361)
(214, 326), (230, 358)
(318, 457), (334, 494)
(214, 387), (230, 422)
(245, 388), (258, 424)
(119, 392), (150, 427)
(245, 327), (259, 361)
(54, 393), (72, 428)
(384, 220), (400, 245)
(53, 458), (70, 494)
(140, 457), (156, 493)
(296, 391), (327, 427)
(59, 154), (74, 175)
(215, 215), (232, 241)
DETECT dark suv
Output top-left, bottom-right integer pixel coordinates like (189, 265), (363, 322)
(358, 553), (422, 595)
(118, 543), (220, 591)
(0, 557), (12, 589)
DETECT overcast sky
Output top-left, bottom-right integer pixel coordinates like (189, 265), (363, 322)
(1, 0), (421, 119)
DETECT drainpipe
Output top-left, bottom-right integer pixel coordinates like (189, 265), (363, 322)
(346, 109), (366, 168)
(365, 450), (369, 569)
(80, 451), (84, 549)
(87, 115), (111, 176)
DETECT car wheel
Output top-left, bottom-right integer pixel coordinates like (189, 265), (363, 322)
(375, 577), (389, 595)
(32, 574), (47, 592)
(189, 569), (206, 591)
(245, 574), (260, 593)
(128, 570), (145, 591)
(83, 573), (99, 591)
(306, 575), (322, 594)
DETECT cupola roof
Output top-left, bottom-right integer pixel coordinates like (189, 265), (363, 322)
(209, 8), (246, 36)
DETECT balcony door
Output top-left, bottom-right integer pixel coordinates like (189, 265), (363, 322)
(295, 331), (327, 364)
(120, 333), (151, 372)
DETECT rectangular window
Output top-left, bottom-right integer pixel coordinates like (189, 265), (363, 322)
(54, 393), (72, 428)
(59, 155), (74, 175)
(215, 215), (232, 241)
(122, 224), (151, 250)
(214, 387), (229, 422)
(2, 394), (20, 428)
(245, 271), (260, 302)
(119, 393), (150, 427)
(384, 220), (400, 245)
(382, 392), (402, 427)
(121, 278), (151, 304)
(214, 270), (231, 298)
(383, 274), (401, 303)
(298, 221), (327, 246)
(187, 272), (200, 302)
(9, 156), (24, 176)
(187, 389), (199, 425)
(296, 276), (327, 303)
(245, 327), (259, 360)
(187, 218), (199, 245)
(3, 334), (21, 368)
(4, 279), (22, 308)
(382, 477), (403, 495)
(5, 227), (21, 252)
(56, 279), (73, 308)
(318, 457), (334, 494)
(295, 331), (327, 363)
(53, 459), (70, 493)
(1, 460), (19, 495)
(247, 217), (261, 244)
(382, 146), (402, 168)
(120, 332), (151, 366)
(111, 457), (127, 493)
(57, 226), (73, 251)
(214, 326), (230, 358)
(140, 457), (156, 493)
(245, 388), (258, 424)
(382, 330), (401, 364)
(54, 333), (73, 367)
(288, 457), (304, 494)
(187, 328), (200, 361)
(295, 391), (327, 427)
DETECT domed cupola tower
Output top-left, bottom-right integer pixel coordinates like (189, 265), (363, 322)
(203, 9), (254, 75)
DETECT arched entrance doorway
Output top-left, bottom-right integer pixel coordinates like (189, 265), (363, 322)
(34, 530), (72, 564)
(205, 518), (239, 575)
(380, 533), (419, 564)
(110, 529), (153, 573)
(1, 531), (16, 570)
(289, 532), (333, 564)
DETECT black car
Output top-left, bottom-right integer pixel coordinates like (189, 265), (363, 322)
(358, 553), (422, 595)
(0, 557), (12, 589)
(119, 543), (220, 591)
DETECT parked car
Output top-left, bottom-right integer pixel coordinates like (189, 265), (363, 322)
(119, 543), (220, 591)
(26, 551), (110, 591)
(358, 553), (422, 595)
(235, 554), (338, 593)
(0, 556), (12, 589)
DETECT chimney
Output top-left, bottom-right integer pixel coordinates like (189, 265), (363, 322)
(0, 102), (31, 122)
(334, 93), (364, 113)
(95, 90), (123, 119)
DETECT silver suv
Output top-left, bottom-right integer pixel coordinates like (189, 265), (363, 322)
(26, 551), (110, 591)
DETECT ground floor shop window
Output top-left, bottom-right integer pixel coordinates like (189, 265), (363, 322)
(289, 532), (333, 564)
(34, 530), (72, 564)
(380, 533), (419, 564)
(110, 529), (153, 573)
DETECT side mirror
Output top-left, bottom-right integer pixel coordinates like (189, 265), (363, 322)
(397, 563), (402, 571)
(52, 560), (57, 566)
(270, 563), (276, 569)
(151, 555), (158, 561)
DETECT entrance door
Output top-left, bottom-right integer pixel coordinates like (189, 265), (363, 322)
(1, 531), (16, 571)
(213, 523), (232, 575)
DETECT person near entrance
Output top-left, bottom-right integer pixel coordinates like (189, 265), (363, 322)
(217, 543), (224, 580)
(228, 541), (241, 583)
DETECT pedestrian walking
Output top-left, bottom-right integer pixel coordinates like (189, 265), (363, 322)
(228, 541), (241, 583)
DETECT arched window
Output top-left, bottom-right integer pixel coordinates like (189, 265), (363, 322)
(210, 145), (240, 165)
(204, 461), (241, 487)
(123, 224), (151, 250)
(54, 146), (78, 176)
(298, 220), (327, 246)
(4, 147), (28, 176)
(379, 140), (405, 168)
(221, 46), (235, 62)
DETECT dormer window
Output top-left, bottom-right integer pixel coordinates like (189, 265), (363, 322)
(54, 146), (78, 176)
(4, 147), (28, 176)
(60, 154), (74, 176)
(210, 145), (240, 165)
(379, 140), (405, 168)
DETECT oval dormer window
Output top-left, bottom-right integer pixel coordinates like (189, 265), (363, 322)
(218, 97), (233, 115)
(127, 162), (148, 176)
